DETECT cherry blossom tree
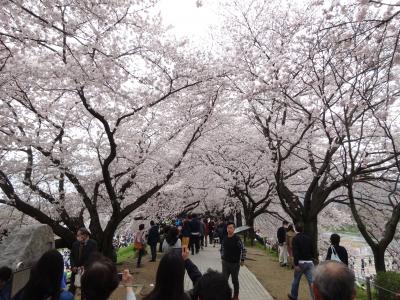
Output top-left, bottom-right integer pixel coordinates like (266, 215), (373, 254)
(315, 0), (400, 273)
(0, 0), (222, 256)
(200, 123), (279, 244)
(222, 0), (399, 258)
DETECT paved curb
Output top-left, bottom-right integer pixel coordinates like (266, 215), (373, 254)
(184, 246), (274, 300)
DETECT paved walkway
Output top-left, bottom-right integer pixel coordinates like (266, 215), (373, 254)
(184, 246), (274, 300)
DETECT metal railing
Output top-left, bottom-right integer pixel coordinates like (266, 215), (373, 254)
(357, 275), (400, 300)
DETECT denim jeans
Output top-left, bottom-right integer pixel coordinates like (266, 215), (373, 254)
(290, 262), (314, 300)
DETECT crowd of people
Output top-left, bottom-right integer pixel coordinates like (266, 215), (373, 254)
(1, 216), (400, 300)
(132, 215), (248, 300)
(276, 220), (387, 300)
(132, 214), (234, 265)
(0, 216), (247, 300)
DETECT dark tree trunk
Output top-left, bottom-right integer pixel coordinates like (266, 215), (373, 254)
(236, 212), (243, 227)
(248, 219), (255, 246)
(373, 246), (386, 273)
(303, 217), (319, 261)
(99, 220), (119, 258)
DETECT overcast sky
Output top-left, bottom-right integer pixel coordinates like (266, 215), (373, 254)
(158, 0), (221, 46)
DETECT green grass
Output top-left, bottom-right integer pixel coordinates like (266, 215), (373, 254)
(335, 224), (360, 235)
(265, 247), (279, 258)
(116, 244), (136, 264)
(243, 238), (279, 258)
(356, 285), (377, 300)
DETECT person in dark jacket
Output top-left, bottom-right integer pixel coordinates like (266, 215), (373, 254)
(147, 221), (160, 262)
(220, 222), (246, 300)
(325, 233), (348, 265)
(288, 223), (315, 300)
(189, 214), (201, 255)
(277, 220), (288, 266)
(0, 266), (12, 300)
(208, 220), (215, 245)
(69, 227), (98, 292)
(182, 248), (232, 300)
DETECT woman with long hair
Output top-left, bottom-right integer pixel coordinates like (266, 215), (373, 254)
(162, 226), (181, 253)
(13, 249), (73, 300)
(143, 251), (189, 300)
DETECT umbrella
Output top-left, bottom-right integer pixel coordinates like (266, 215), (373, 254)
(234, 225), (251, 234)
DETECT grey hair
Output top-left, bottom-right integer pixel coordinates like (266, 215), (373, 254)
(313, 261), (355, 300)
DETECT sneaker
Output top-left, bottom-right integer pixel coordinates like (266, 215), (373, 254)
(287, 294), (296, 300)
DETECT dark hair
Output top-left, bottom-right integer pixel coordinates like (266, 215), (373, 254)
(226, 221), (235, 227)
(18, 250), (64, 300)
(78, 227), (90, 236)
(287, 224), (294, 232)
(330, 233), (340, 246)
(165, 227), (179, 246)
(192, 213), (197, 219)
(313, 261), (355, 300)
(139, 224), (145, 230)
(143, 251), (188, 300)
(81, 255), (119, 300)
(193, 269), (232, 300)
(150, 220), (155, 226)
(163, 225), (171, 235)
(283, 220), (289, 225)
(295, 223), (304, 232)
(0, 266), (12, 282)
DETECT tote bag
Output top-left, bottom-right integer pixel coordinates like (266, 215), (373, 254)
(329, 246), (342, 263)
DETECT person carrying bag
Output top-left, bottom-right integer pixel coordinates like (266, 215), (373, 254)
(325, 233), (349, 265)
(134, 224), (146, 268)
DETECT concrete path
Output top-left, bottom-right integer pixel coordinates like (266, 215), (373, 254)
(184, 246), (274, 300)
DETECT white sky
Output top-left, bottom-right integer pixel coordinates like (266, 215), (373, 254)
(158, 0), (221, 46)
